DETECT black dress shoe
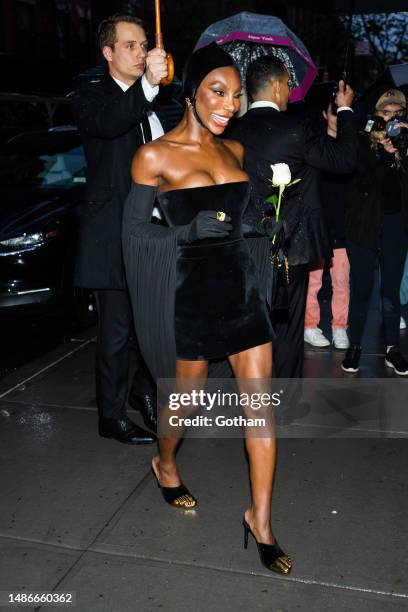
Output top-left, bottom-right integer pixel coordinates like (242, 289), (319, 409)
(341, 345), (361, 373)
(99, 416), (156, 444)
(128, 392), (157, 432)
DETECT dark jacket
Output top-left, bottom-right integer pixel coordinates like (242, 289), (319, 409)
(72, 73), (154, 289)
(345, 132), (408, 250)
(320, 155), (353, 250)
(227, 107), (357, 265)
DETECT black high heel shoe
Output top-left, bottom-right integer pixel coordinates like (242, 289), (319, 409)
(151, 467), (197, 509)
(243, 518), (292, 574)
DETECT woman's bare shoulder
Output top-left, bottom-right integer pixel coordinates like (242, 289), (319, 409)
(131, 139), (172, 185)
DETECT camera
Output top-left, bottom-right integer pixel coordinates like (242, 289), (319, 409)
(364, 114), (408, 150)
(364, 115), (386, 133)
(385, 118), (408, 150)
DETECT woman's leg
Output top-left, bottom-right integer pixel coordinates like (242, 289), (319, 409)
(228, 342), (276, 545)
(330, 248), (350, 329)
(152, 359), (208, 488)
(304, 260), (325, 329)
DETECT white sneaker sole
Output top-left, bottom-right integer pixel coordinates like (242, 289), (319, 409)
(333, 341), (350, 350)
(385, 358), (408, 376)
(341, 363), (359, 373)
(304, 338), (330, 347)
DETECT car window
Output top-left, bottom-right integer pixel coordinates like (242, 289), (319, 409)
(0, 145), (87, 189)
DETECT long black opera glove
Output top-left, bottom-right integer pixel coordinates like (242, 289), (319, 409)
(186, 210), (232, 241)
(122, 183), (232, 244)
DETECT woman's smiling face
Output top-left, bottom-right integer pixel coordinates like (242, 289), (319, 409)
(193, 66), (242, 134)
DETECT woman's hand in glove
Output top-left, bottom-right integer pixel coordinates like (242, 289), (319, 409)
(261, 217), (285, 238)
(185, 210), (232, 242)
(242, 216), (285, 239)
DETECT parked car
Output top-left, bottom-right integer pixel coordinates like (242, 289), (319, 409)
(0, 126), (88, 314)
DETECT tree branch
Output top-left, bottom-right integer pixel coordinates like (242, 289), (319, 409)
(392, 18), (408, 63)
(360, 14), (385, 70)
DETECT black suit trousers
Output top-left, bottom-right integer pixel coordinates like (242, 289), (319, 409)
(347, 212), (408, 347)
(94, 289), (154, 419)
(272, 264), (309, 379)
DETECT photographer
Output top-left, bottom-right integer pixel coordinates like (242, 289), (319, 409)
(342, 90), (408, 375)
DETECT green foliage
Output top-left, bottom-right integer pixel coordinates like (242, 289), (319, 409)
(266, 193), (278, 207)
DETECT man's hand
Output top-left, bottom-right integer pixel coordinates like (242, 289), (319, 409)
(382, 124), (407, 154)
(145, 48), (168, 87)
(382, 138), (398, 154)
(335, 80), (354, 108)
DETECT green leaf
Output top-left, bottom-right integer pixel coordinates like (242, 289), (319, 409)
(266, 194), (278, 206)
(287, 178), (301, 187)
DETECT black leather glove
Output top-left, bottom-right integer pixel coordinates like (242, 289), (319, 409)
(261, 217), (285, 238)
(180, 210), (232, 243)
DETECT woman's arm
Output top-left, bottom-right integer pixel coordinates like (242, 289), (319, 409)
(131, 141), (163, 187)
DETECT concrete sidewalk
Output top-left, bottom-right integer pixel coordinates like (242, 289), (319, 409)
(0, 325), (408, 612)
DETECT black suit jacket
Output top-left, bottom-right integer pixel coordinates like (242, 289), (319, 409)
(345, 133), (408, 249)
(72, 73), (156, 289)
(228, 107), (357, 265)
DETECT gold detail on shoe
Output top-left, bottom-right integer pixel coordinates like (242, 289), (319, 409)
(216, 211), (226, 222)
(170, 494), (197, 509)
(270, 555), (292, 574)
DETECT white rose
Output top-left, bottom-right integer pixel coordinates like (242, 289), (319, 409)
(271, 163), (291, 186)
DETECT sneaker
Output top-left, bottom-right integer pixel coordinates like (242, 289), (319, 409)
(332, 328), (350, 350)
(400, 316), (407, 330)
(304, 327), (330, 347)
(385, 347), (408, 376)
(341, 345), (361, 373)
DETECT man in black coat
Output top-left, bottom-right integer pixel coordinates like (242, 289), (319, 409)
(228, 56), (356, 381)
(72, 14), (168, 443)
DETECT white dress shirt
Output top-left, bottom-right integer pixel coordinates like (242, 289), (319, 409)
(249, 100), (280, 112)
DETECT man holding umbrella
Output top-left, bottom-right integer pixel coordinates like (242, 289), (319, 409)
(228, 55), (356, 381)
(73, 14), (167, 443)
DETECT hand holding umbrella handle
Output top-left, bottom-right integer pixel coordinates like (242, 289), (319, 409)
(155, 32), (174, 86)
(155, 0), (174, 86)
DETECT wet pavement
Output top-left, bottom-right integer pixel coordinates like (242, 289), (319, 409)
(0, 304), (95, 379)
(0, 291), (408, 611)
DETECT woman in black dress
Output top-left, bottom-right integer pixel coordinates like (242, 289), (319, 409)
(122, 43), (291, 574)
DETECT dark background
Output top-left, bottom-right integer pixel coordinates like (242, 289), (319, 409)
(0, 1), (367, 98)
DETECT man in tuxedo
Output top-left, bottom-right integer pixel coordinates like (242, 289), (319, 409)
(73, 14), (167, 443)
(228, 56), (356, 380)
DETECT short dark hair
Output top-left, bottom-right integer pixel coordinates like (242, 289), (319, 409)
(246, 55), (287, 101)
(97, 14), (143, 51)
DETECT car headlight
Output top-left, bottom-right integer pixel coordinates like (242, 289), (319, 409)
(0, 232), (44, 248)
(0, 230), (60, 256)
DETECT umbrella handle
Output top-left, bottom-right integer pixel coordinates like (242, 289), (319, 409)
(156, 32), (174, 86)
(155, 1), (174, 87)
